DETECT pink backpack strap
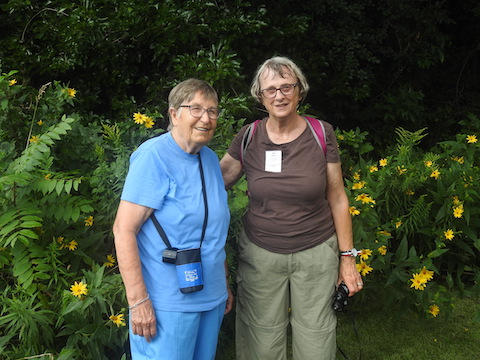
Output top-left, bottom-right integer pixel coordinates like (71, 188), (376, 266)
(304, 116), (327, 157)
(240, 119), (261, 164)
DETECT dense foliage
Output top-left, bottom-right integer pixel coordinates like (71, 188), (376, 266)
(0, 0), (479, 358)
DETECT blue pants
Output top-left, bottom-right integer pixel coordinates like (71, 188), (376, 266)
(130, 302), (225, 360)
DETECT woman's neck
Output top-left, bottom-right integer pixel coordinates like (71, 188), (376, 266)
(266, 114), (307, 144)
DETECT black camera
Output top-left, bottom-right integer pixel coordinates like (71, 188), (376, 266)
(332, 282), (349, 312)
(162, 248), (178, 264)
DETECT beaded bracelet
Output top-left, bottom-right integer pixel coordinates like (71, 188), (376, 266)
(129, 294), (150, 310)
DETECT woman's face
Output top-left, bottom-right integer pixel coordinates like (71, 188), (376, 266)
(170, 91), (218, 154)
(259, 67), (301, 120)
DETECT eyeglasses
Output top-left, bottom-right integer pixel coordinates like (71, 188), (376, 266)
(260, 83), (299, 99)
(179, 105), (220, 120)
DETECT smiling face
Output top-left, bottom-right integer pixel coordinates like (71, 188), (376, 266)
(259, 67), (301, 120)
(170, 91), (218, 154)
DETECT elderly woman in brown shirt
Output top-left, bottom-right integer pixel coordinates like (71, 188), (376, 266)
(220, 56), (363, 360)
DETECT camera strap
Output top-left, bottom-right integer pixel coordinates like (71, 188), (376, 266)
(150, 152), (208, 249)
(337, 302), (362, 360)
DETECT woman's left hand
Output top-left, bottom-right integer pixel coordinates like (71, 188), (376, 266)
(338, 256), (363, 296)
(225, 280), (234, 314)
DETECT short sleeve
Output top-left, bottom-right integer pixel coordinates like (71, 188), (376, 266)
(323, 120), (341, 163)
(121, 145), (169, 210)
(227, 124), (250, 161)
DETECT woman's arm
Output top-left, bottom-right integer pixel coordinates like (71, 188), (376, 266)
(113, 200), (156, 341)
(326, 162), (363, 296)
(220, 153), (243, 190)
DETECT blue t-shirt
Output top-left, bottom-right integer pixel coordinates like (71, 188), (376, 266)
(121, 132), (230, 312)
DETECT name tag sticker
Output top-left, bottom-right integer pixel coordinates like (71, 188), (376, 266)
(265, 150), (282, 172)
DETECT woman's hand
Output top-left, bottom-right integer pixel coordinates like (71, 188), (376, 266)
(130, 299), (157, 342)
(225, 280), (234, 314)
(338, 256), (363, 296)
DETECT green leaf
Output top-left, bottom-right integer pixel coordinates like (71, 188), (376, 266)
(18, 229), (38, 239)
(0, 220), (20, 236)
(454, 240), (475, 256)
(395, 236), (408, 261)
(18, 220), (43, 228)
(61, 205), (72, 222)
(13, 259), (31, 277)
(47, 179), (57, 193)
(56, 179), (65, 195)
(71, 206), (80, 222)
(62, 298), (87, 316)
(65, 179), (73, 194)
(427, 249), (449, 258)
(18, 269), (34, 288)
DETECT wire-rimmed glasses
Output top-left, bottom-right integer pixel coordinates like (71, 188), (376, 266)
(260, 83), (299, 98)
(179, 105), (220, 119)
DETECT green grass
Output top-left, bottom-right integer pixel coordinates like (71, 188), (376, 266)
(216, 296), (480, 360)
(336, 296), (480, 360)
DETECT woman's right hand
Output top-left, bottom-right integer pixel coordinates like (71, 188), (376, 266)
(130, 299), (157, 342)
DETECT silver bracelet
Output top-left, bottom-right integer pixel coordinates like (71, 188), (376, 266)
(129, 294), (150, 310)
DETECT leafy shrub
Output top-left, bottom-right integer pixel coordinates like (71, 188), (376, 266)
(0, 71), (128, 359)
(337, 125), (480, 317)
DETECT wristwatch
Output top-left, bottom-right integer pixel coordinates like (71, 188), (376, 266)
(340, 248), (362, 257)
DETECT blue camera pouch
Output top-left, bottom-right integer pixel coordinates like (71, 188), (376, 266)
(175, 248), (204, 294)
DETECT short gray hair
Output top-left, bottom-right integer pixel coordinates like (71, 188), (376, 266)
(250, 56), (309, 103)
(167, 78), (218, 130)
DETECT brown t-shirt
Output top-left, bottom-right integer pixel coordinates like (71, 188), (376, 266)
(227, 117), (340, 254)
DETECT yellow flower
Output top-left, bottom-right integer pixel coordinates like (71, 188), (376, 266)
(349, 206), (360, 216)
(352, 181), (366, 190)
(66, 240), (78, 251)
(378, 230), (392, 237)
(355, 193), (375, 204)
(424, 160), (433, 167)
(37, 120), (43, 125)
(132, 112), (155, 128)
(444, 229), (454, 241)
(360, 248), (372, 261)
(378, 245), (387, 255)
(143, 116), (155, 129)
(57, 236), (65, 250)
(338, 134), (345, 140)
(452, 196), (460, 205)
(419, 266), (434, 281)
(406, 189), (415, 196)
(453, 204), (464, 218)
(70, 281), (88, 298)
(369, 166), (378, 173)
(379, 158), (387, 167)
(466, 135), (477, 143)
(356, 261), (373, 276)
(62, 88), (76, 98)
(452, 156), (464, 164)
(395, 220), (402, 228)
(104, 254), (116, 267)
(430, 169), (440, 179)
(410, 273), (427, 290)
(429, 304), (440, 317)
(397, 166), (407, 175)
(133, 112), (145, 124)
(85, 216), (94, 226)
(353, 172), (361, 181)
(9, 79), (17, 86)
(29, 135), (39, 143)
(109, 313), (126, 327)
